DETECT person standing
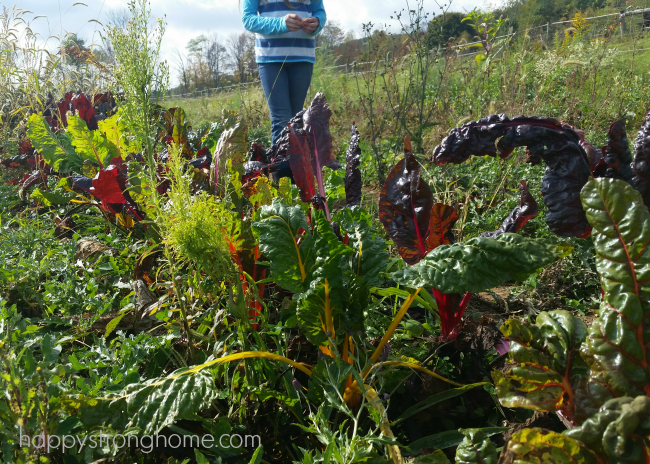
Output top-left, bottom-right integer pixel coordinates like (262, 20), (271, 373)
(242, 0), (326, 144)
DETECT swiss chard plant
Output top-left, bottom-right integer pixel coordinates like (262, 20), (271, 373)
(487, 177), (650, 463)
(378, 135), (564, 339)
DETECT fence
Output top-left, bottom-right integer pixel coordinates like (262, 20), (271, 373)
(168, 80), (261, 101)
(455, 8), (650, 58)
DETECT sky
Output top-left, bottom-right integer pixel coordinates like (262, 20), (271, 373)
(15, 0), (493, 84)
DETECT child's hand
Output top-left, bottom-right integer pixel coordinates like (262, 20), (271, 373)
(285, 14), (303, 32)
(301, 17), (319, 34)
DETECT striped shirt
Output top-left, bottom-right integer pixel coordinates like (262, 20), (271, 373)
(242, 0), (326, 64)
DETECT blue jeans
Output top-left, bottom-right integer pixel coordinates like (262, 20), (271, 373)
(258, 62), (314, 145)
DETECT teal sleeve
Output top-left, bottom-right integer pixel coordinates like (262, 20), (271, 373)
(242, 0), (290, 35)
(310, 0), (327, 36)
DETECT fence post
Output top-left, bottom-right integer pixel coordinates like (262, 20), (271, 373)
(620, 11), (627, 38)
(546, 23), (549, 42)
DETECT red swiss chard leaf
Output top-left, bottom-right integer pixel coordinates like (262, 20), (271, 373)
(426, 203), (458, 252)
(597, 119), (634, 183)
(19, 139), (33, 156)
(379, 135), (433, 265)
(633, 109), (650, 208)
(71, 92), (98, 131)
(21, 170), (46, 191)
(433, 114), (591, 237)
(575, 128), (602, 173)
(304, 93), (341, 173)
(345, 123), (362, 207)
(482, 180), (539, 238)
(90, 165), (127, 205)
(249, 141), (269, 163)
(303, 93), (340, 220)
(284, 116), (317, 204)
(56, 96), (72, 127)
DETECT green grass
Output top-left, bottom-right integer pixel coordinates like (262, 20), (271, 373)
(168, 30), (650, 175)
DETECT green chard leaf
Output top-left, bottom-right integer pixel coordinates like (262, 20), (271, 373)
(31, 186), (75, 206)
(297, 279), (344, 347)
(311, 209), (354, 286)
(252, 199), (315, 293)
(580, 178), (650, 411)
(98, 111), (138, 158)
(67, 115), (120, 168)
(501, 428), (599, 464)
(335, 206), (389, 288)
(455, 428), (498, 464)
(492, 310), (590, 423)
(118, 370), (218, 435)
(564, 395), (650, 463)
(297, 210), (354, 346)
(391, 233), (568, 294)
(27, 114), (80, 172)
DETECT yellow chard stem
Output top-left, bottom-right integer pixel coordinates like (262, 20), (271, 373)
(365, 385), (403, 464)
(364, 361), (466, 387)
(178, 351), (313, 377)
(367, 288), (422, 372)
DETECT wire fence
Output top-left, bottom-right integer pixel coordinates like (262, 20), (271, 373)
(168, 80), (260, 101)
(168, 8), (650, 101)
(455, 7), (650, 58)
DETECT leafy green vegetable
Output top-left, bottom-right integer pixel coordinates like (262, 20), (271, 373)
(98, 110), (138, 158)
(27, 114), (80, 172)
(391, 233), (568, 294)
(297, 279), (343, 347)
(30, 187), (75, 206)
(115, 371), (218, 435)
(253, 199), (315, 294)
(67, 115), (120, 168)
(379, 136), (433, 265)
(492, 311), (589, 423)
(564, 396), (650, 463)
(334, 207), (388, 288)
(455, 428), (498, 464)
(500, 428), (598, 464)
(580, 178), (650, 412)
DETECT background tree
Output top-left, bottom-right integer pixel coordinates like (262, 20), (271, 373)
(334, 30), (361, 64)
(227, 32), (249, 84)
(426, 12), (476, 49)
(206, 33), (228, 88)
(106, 8), (130, 30)
(173, 49), (190, 93)
(244, 33), (257, 82)
(186, 35), (211, 90)
(317, 20), (345, 49)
